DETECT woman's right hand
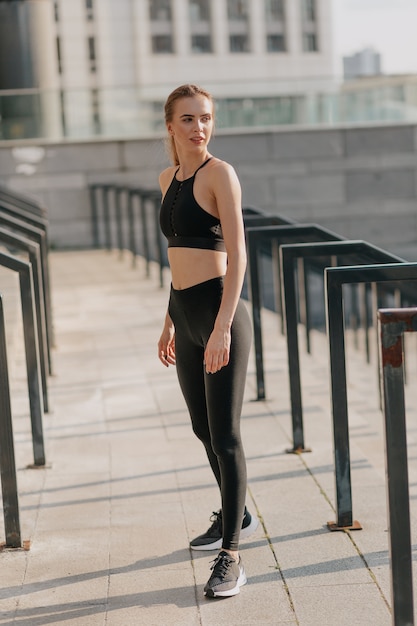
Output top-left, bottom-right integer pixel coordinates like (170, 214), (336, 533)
(158, 321), (176, 367)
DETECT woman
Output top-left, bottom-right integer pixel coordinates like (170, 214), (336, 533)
(158, 84), (258, 598)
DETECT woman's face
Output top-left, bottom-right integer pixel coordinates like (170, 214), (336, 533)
(167, 95), (214, 155)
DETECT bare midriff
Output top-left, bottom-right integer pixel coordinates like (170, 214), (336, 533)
(168, 247), (227, 290)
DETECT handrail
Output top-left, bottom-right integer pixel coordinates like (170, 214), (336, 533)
(0, 186), (53, 551)
(279, 240), (404, 454)
(0, 251), (45, 467)
(0, 208), (53, 373)
(88, 183), (165, 285)
(378, 307), (416, 626)
(0, 228), (49, 413)
(0, 294), (22, 549)
(325, 262), (417, 531)
(245, 223), (344, 400)
(0, 185), (47, 218)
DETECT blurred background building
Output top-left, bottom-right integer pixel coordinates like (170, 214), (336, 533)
(0, 0), (336, 140)
(343, 47), (382, 81)
(1, 0), (417, 258)
(1, 0), (417, 142)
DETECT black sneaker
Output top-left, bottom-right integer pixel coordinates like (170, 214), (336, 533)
(190, 509), (259, 551)
(204, 551), (247, 598)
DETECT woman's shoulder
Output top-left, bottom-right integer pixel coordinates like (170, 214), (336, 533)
(159, 165), (177, 194)
(209, 157), (236, 177)
(207, 157), (240, 187)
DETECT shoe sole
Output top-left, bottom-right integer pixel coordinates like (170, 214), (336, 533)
(204, 570), (247, 598)
(191, 514), (259, 551)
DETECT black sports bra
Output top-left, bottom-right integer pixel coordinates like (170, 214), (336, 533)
(159, 158), (225, 252)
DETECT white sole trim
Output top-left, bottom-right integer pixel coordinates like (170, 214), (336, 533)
(205, 570), (247, 597)
(240, 514), (259, 539)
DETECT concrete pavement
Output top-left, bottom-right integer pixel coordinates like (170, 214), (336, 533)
(0, 249), (416, 625)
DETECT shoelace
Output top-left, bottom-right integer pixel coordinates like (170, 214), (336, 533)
(209, 553), (234, 575)
(206, 511), (222, 535)
(209, 510), (222, 523)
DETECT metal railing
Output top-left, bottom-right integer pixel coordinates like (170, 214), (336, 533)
(0, 294), (22, 550)
(378, 307), (416, 626)
(245, 222), (344, 400)
(0, 188), (52, 550)
(279, 240), (404, 454)
(242, 212), (417, 624)
(325, 262), (417, 531)
(89, 183), (165, 287)
(0, 192), (53, 371)
(10, 169), (415, 626)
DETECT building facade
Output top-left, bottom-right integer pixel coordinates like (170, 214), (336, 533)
(51, 0), (335, 138)
(0, 0), (335, 141)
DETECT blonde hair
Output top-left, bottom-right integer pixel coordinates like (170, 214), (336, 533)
(164, 84), (214, 165)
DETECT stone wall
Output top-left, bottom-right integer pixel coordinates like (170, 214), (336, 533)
(0, 123), (416, 258)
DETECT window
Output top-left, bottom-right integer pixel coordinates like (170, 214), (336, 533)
(88, 37), (97, 72)
(86, 0), (94, 21)
(265, 0), (284, 20)
(227, 0), (250, 52)
(301, 0), (318, 52)
(230, 35), (249, 52)
(267, 34), (285, 52)
(302, 0), (316, 22)
(189, 0), (212, 53)
(149, 0), (172, 21)
(303, 32), (318, 52)
(152, 35), (173, 53)
(227, 0), (248, 19)
(265, 0), (286, 53)
(149, 0), (174, 54)
(191, 35), (212, 53)
(189, 0), (210, 22)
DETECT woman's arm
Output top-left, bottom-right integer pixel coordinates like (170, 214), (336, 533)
(158, 310), (176, 367)
(157, 167), (177, 367)
(204, 162), (247, 374)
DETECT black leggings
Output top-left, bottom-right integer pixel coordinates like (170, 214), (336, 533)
(168, 276), (252, 551)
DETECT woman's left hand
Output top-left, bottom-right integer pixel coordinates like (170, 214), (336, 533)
(204, 328), (231, 374)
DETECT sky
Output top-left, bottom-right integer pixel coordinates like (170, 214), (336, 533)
(332, 0), (417, 75)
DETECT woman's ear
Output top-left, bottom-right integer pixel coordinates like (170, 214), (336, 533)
(167, 124), (174, 136)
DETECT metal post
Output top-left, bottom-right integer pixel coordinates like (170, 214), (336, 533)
(19, 264), (46, 466)
(358, 283), (371, 363)
(379, 308), (415, 626)
(140, 192), (151, 278)
(281, 251), (310, 452)
(296, 257), (311, 354)
(271, 239), (284, 335)
(127, 190), (138, 267)
(115, 187), (124, 255)
(89, 185), (100, 248)
(246, 230), (266, 400)
(152, 194), (165, 288)
(102, 186), (112, 251)
(326, 275), (359, 530)
(0, 296), (22, 549)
